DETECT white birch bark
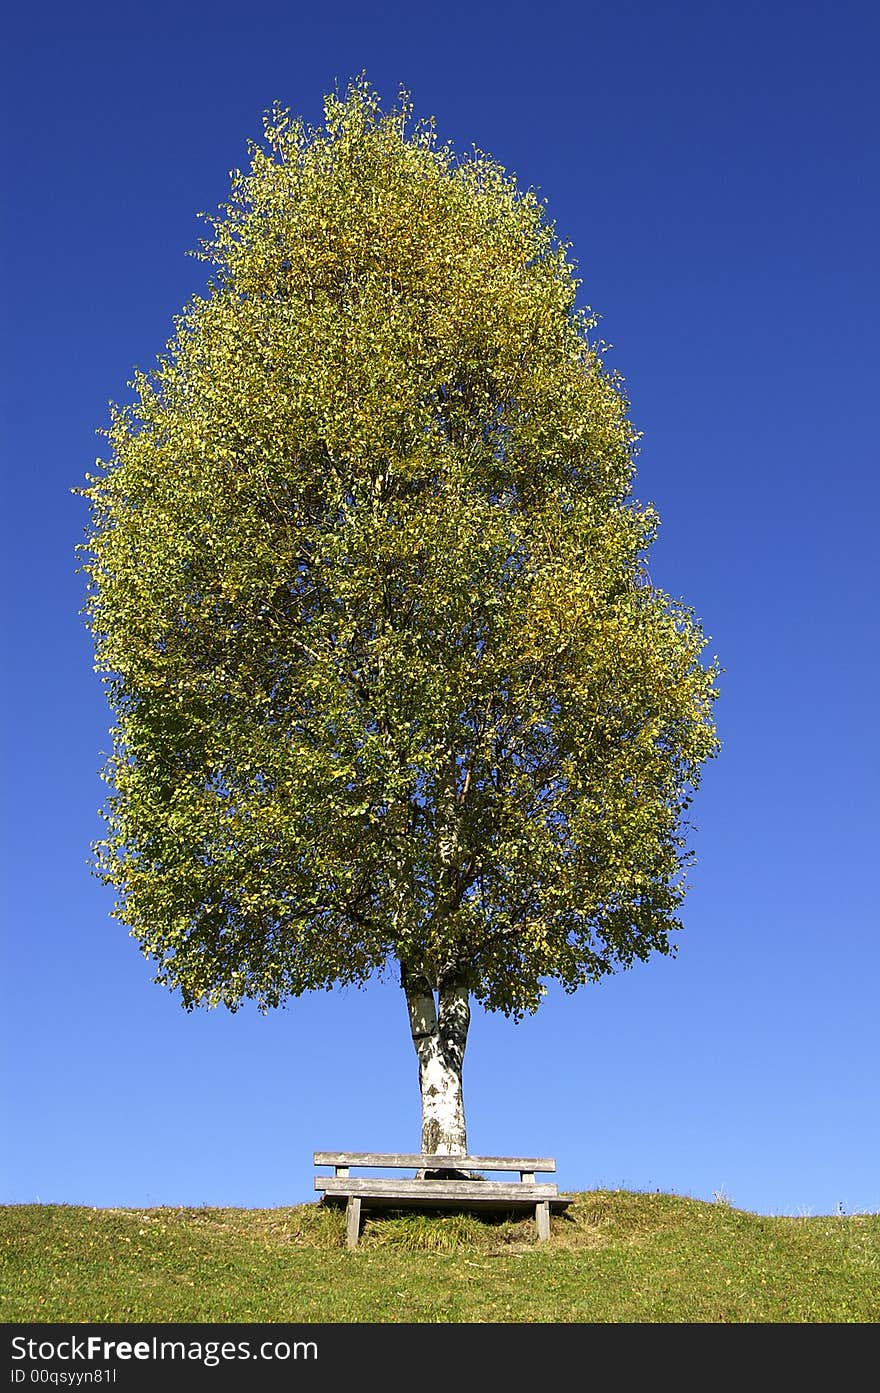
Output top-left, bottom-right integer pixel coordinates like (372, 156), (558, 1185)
(404, 972), (470, 1158)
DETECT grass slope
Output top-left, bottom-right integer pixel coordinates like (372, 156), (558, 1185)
(2, 1192), (878, 1323)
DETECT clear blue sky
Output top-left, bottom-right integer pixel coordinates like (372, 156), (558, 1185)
(2, 0), (878, 1221)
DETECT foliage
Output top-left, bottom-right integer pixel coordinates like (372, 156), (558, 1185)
(79, 77), (719, 1017)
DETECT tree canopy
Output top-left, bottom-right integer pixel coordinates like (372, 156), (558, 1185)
(80, 79), (719, 1030)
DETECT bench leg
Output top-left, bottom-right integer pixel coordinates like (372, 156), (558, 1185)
(345, 1195), (362, 1250)
(535, 1200), (550, 1242)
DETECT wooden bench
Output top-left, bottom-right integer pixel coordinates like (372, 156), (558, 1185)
(314, 1151), (572, 1249)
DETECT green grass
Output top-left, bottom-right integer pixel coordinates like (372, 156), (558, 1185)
(2, 1192), (878, 1323)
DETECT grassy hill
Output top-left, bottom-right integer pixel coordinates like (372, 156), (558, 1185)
(2, 1191), (878, 1323)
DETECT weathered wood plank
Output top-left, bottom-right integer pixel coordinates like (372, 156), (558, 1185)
(314, 1152), (556, 1172)
(316, 1178), (559, 1202)
(320, 1190), (572, 1215)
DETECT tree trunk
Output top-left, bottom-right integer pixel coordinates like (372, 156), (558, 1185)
(403, 969), (470, 1158)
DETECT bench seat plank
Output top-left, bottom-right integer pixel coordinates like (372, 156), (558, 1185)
(327, 1192), (571, 1216)
(316, 1177), (563, 1204)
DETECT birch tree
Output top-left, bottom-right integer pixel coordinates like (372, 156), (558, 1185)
(80, 79), (719, 1157)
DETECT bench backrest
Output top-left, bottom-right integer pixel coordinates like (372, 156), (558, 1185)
(314, 1151), (555, 1172)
